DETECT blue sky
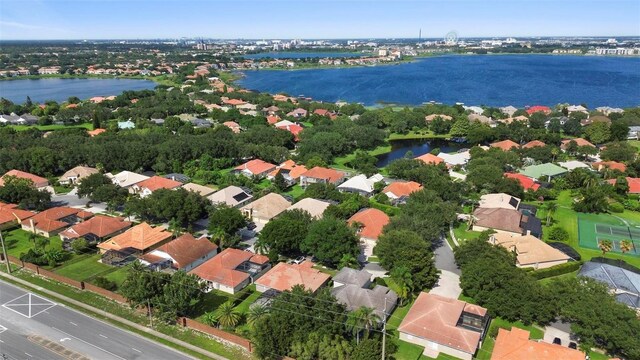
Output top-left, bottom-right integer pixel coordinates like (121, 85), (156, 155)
(1, 0), (639, 40)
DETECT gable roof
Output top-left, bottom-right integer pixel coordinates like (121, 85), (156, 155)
(300, 167), (345, 184)
(234, 159), (277, 176)
(190, 248), (268, 287)
(382, 181), (422, 198)
(60, 166), (99, 182)
(135, 176), (182, 192)
(277, 123), (304, 141)
(208, 186), (253, 207)
(106, 171), (149, 188)
(526, 105), (551, 115)
(415, 153), (444, 165)
(479, 193), (521, 210)
(286, 198), (331, 219)
(522, 140), (546, 149)
(504, 173), (540, 191)
(332, 267), (371, 288)
(255, 262), (330, 293)
(592, 161), (626, 173)
(558, 160), (590, 171)
(240, 193), (292, 221)
(519, 163), (568, 179)
(0, 170), (49, 188)
(399, 293), (487, 355)
(606, 177), (640, 194)
(154, 234), (218, 269)
(181, 183), (216, 197)
(337, 174), (384, 194)
(348, 208), (390, 241)
(437, 151), (471, 166)
(560, 138), (595, 149)
(60, 215), (131, 240)
(0, 203), (35, 226)
(26, 207), (93, 233)
(474, 207), (525, 234)
(490, 233), (570, 266)
(491, 328), (584, 360)
(490, 140), (520, 151)
(97, 222), (172, 252)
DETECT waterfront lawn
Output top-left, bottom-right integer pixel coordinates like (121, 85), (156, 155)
(388, 130), (449, 141)
(333, 144), (391, 170)
(54, 253), (113, 281)
(8, 123), (93, 132)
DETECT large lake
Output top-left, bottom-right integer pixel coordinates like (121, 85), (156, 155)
(238, 55), (640, 107)
(0, 78), (157, 103)
(243, 52), (365, 59)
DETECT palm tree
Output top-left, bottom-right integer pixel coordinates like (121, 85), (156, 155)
(347, 306), (381, 344)
(246, 304), (268, 325)
(201, 311), (218, 327)
(598, 239), (613, 256)
(545, 202), (557, 226)
(209, 228), (227, 248)
(551, 147), (560, 163)
(214, 301), (241, 329)
(168, 218), (181, 239)
(391, 266), (414, 306)
(253, 238), (269, 255)
(620, 239), (633, 254)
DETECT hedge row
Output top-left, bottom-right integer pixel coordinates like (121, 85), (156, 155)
(531, 261), (583, 280)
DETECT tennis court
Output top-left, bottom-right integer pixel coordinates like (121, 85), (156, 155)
(578, 217), (640, 256)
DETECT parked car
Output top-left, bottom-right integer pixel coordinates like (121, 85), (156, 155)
(293, 256), (305, 264)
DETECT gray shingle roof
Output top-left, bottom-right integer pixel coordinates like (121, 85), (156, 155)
(332, 267), (371, 288)
(331, 284), (398, 321)
(579, 262), (640, 309)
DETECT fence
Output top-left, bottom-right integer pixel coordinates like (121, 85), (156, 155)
(179, 317), (252, 352)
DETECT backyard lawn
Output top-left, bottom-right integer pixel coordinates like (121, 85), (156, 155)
(233, 288), (261, 314)
(102, 265), (132, 288)
(1, 228), (63, 257)
(452, 221), (482, 244)
(193, 290), (232, 320)
(54, 253), (113, 281)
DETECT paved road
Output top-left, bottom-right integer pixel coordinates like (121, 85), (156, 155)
(429, 235), (462, 299)
(0, 280), (193, 360)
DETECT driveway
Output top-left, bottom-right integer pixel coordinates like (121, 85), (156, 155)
(429, 235), (462, 299)
(51, 188), (108, 214)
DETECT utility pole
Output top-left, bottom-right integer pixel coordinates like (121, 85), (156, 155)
(147, 299), (153, 327)
(0, 231), (11, 274)
(381, 297), (387, 360)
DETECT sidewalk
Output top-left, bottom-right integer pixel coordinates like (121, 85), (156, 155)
(0, 270), (229, 360)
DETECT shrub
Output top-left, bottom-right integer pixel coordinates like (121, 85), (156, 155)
(93, 276), (117, 291)
(609, 202), (625, 213)
(531, 261), (582, 280)
(547, 227), (569, 242)
(70, 238), (90, 253)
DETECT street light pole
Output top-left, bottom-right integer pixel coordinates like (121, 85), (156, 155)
(381, 297), (387, 360)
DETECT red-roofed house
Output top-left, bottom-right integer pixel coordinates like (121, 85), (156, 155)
(526, 105), (551, 115)
(504, 173), (541, 191)
(287, 108), (308, 118)
(267, 160), (308, 185)
(592, 161), (627, 173)
(522, 140), (546, 149)
(87, 128), (107, 137)
(399, 293), (489, 360)
(382, 181), (423, 204)
(22, 207), (94, 238)
(131, 176), (182, 198)
(190, 248), (271, 294)
(415, 153), (445, 165)
(491, 328), (584, 360)
(490, 140), (520, 151)
(234, 159), (277, 178)
(59, 215), (131, 246)
(139, 233), (218, 272)
(255, 262), (330, 293)
(277, 123), (304, 141)
(299, 167), (346, 187)
(97, 222), (172, 255)
(348, 208), (390, 258)
(222, 121), (241, 134)
(560, 138), (595, 150)
(222, 98), (246, 107)
(266, 114), (281, 125)
(607, 177), (640, 194)
(0, 169), (50, 190)
(0, 203), (34, 230)
(313, 108), (337, 119)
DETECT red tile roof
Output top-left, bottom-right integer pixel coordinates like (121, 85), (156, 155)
(255, 262), (330, 293)
(607, 177), (640, 194)
(522, 140), (546, 149)
(504, 173), (541, 191)
(592, 161), (626, 173)
(491, 328), (584, 360)
(415, 153), (444, 165)
(266, 115), (281, 125)
(300, 167), (345, 184)
(399, 293), (487, 355)
(490, 140), (520, 151)
(59, 215), (131, 240)
(234, 159), (277, 176)
(526, 105), (551, 115)
(348, 208), (390, 241)
(26, 207), (93, 233)
(382, 181), (423, 198)
(0, 203), (34, 226)
(190, 248), (268, 287)
(277, 123), (304, 141)
(0, 170), (49, 188)
(223, 98), (246, 106)
(136, 176), (182, 192)
(154, 234), (218, 269)
(97, 222), (172, 252)
(222, 121), (241, 133)
(561, 138), (595, 149)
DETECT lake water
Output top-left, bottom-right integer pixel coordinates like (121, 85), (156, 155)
(0, 78), (157, 103)
(243, 52), (365, 59)
(238, 55), (640, 107)
(376, 139), (465, 167)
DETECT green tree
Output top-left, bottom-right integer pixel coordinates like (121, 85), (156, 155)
(620, 239), (633, 254)
(70, 238), (90, 253)
(213, 301), (241, 328)
(598, 239), (613, 256)
(301, 217), (360, 267)
(247, 304), (269, 325)
(584, 121), (611, 144)
(259, 209), (313, 257)
(346, 307), (380, 344)
(208, 204), (246, 236)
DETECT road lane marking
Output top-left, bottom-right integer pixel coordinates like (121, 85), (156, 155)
(69, 322), (78, 326)
(132, 348), (142, 353)
(99, 334), (108, 338)
(25, 352), (33, 357)
(0, 324), (6, 334)
(3, 293), (56, 318)
(51, 327), (126, 360)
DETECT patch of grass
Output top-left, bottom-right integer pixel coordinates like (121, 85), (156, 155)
(489, 317), (544, 340)
(388, 130), (449, 141)
(54, 253), (113, 281)
(394, 339), (424, 360)
(387, 297), (413, 331)
(312, 264), (338, 276)
(233, 290), (261, 315)
(193, 290), (232, 320)
(333, 144), (392, 170)
(8, 123), (93, 132)
(452, 221), (482, 244)
(537, 270), (578, 285)
(367, 256), (379, 262)
(102, 265), (131, 288)
(1, 229), (63, 258)
(53, 185), (73, 194)
(285, 184), (305, 200)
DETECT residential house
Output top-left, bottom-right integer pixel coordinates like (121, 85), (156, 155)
(208, 186), (253, 207)
(59, 215), (131, 247)
(398, 293), (489, 360)
(478, 193), (521, 211)
(97, 222), (173, 256)
(437, 151), (471, 167)
(190, 248), (270, 294)
(415, 153), (445, 166)
(592, 161), (627, 173)
(348, 208), (390, 259)
(522, 140), (546, 149)
(382, 181), (422, 204)
(581, 115), (611, 127)
(473, 207), (542, 238)
(287, 108), (308, 118)
(499, 105), (518, 117)
(139, 233), (218, 272)
(22, 207), (94, 238)
(106, 171), (150, 190)
(163, 173), (190, 183)
(240, 193), (292, 226)
(578, 261), (640, 310)
(606, 177), (640, 194)
(255, 262), (330, 293)
(277, 123), (304, 141)
(286, 198), (331, 219)
(267, 160), (307, 185)
(558, 160), (590, 171)
(566, 104), (588, 114)
(331, 267), (397, 322)
(130, 176), (182, 198)
(526, 105), (551, 115)
(628, 126), (640, 140)
(299, 167), (346, 187)
(222, 121), (241, 133)
(595, 106), (624, 116)
(489, 233), (570, 269)
(468, 113), (495, 127)
(490, 140), (519, 151)
(463, 106), (484, 115)
(59, 166), (99, 185)
(504, 173), (541, 191)
(190, 118), (212, 128)
(234, 159), (277, 178)
(519, 163), (568, 181)
(560, 138), (595, 151)
(117, 120), (135, 129)
(0, 114), (38, 125)
(87, 128), (107, 137)
(500, 115), (529, 125)
(181, 183), (216, 197)
(337, 174), (384, 197)
(424, 114), (453, 123)
(0, 169), (51, 191)
(266, 114), (281, 125)
(0, 203), (34, 230)
(222, 98), (246, 107)
(491, 328), (584, 360)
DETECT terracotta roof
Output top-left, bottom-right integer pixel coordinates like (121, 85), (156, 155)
(277, 123), (304, 141)
(399, 293), (487, 355)
(607, 177), (640, 194)
(190, 248), (268, 287)
(526, 105), (551, 115)
(504, 173), (541, 191)
(383, 181), (423, 198)
(240, 193), (292, 221)
(313, 108), (331, 116)
(474, 207), (524, 234)
(348, 208), (390, 241)
(26, 207), (93, 233)
(522, 140), (546, 149)
(0, 203), (34, 226)
(87, 128), (107, 137)
(592, 161), (626, 173)
(415, 153), (444, 165)
(0, 170), (49, 188)
(300, 167), (345, 184)
(561, 138), (595, 149)
(135, 176), (182, 192)
(234, 159), (277, 176)
(223, 98), (246, 106)
(491, 328), (584, 360)
(266, 115), (281, 125)
(222, 121), (241, 133)
(490, 233), (570, 266)
(490, 140), (520, 151)
(154, 234), (218, 269)
(97, 222), (172, 252)
(255, 262), (330, 292)
(60, 215), (131, 240)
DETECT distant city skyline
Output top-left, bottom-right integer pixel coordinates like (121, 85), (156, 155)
(1, 0), (639, 40)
